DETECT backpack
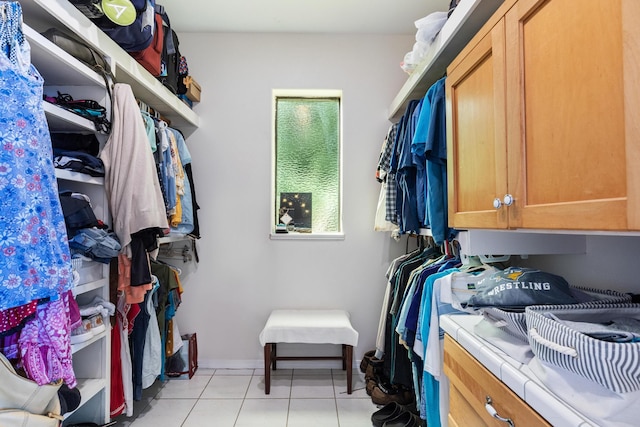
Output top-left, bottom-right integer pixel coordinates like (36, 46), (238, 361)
(130, 10), (164, 76)
(59, 192), (101, 234)
(93, 0), (156, 52)
(155, 4), (180, 94)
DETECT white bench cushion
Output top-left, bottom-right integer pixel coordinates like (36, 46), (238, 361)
(259, 309), (358, 347)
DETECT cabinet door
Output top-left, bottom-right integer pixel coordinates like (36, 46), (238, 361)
(447, 19), (508, 229)
(505, 0), (640, 230)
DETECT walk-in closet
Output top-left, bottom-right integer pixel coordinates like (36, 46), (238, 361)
(1, 0), (639, 426)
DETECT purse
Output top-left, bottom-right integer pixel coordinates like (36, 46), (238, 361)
(41, 28), (110, 74)
(0, 410), (62, 427)
(0, 352), (62, 417)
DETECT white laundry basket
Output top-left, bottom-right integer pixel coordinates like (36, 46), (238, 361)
(482, 286), (631, 341)
(525, 303), (640, 393)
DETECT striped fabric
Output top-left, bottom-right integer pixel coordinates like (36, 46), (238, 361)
(482, 287), (632, 342)
(526, 303), (640, 393)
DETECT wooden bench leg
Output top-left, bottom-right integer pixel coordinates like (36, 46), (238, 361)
(272, 343), (277, 370)
(264, 344), (272, 394)
(342, 344), (347, 370)
(346, 345), (353, 394)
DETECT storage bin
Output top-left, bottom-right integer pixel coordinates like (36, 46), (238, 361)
(481, 286), (631, 341)
(183, 76), (201, 102)
(526, 303), (640, 393)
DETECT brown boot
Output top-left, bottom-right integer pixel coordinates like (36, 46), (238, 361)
(371, 383), (414, 406)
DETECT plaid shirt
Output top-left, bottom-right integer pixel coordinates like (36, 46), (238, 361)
(384, 123), (400, 224)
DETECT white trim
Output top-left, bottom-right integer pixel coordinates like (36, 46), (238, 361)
(270, 232), (345, 241)
(270, 89), (344, 236)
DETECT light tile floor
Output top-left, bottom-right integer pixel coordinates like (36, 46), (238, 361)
(113, 368), (377, 427)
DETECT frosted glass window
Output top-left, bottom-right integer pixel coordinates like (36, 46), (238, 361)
(275, 96), (341, 233)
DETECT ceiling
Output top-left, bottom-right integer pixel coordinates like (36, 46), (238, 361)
(157, 0), (451, 34)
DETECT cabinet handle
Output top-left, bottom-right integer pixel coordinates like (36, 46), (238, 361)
(503, 194), (514, 206)
(485, 396), (515, 427)
(493, 198), (503, 210)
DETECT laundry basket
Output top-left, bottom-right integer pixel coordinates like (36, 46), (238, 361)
(482, 286), (631, 341)
(525, 303), (640, 393)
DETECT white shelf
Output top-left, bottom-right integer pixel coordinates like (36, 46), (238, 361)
(456, 229), (587, 257)
(73, 277), (109, 297)
(159, 233), (193, 245)
(55, 168), (104, 185)
(388, 0), (504, 121)
(24, 23), (106, 87)
(21, 0), (200, 135)
(63, 378), (107, 420)
(44, 101), (98, 132)
(71, 328), (109, 354)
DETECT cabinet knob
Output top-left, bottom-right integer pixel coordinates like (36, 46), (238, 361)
(503, 194), (514, 206)
(493, 198), (503, 210)
(485, 396), (515, 427)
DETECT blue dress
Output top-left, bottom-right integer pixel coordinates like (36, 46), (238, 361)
(0, 1), (73, 311)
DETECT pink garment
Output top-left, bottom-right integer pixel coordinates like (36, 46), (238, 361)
(18, 290), (77, 387)
(0, 300), (38, 334)
(0, 331), (20, 361)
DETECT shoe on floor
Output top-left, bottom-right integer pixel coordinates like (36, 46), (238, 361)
(381, 410), (422, 427)
(371, 383), (414, 406)
(365, 356), (384, 380)
(372, 402), (405, 427)
(360, 349), (376, 373)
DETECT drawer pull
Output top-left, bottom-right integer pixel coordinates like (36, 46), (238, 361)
(485, 396), (515, 427)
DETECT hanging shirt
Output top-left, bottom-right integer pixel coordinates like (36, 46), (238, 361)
(0, 1), (74, 311)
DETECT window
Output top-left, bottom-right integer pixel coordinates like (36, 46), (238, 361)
(272, 90), (342, 237)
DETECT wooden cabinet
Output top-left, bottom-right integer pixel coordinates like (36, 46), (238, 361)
(444, 334), (550, 427)
(446, 16), (508, 229)
(447, 0), (640, 231)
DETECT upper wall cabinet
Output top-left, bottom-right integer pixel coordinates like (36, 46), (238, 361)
(447, 0), (640, 231)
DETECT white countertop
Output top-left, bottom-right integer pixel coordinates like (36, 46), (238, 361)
(441, 314), (596, 427)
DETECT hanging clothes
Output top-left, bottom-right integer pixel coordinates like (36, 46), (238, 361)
(99, 83), (169, 257)
(0, 1), (74, 312)
(169, 127), (195, 235)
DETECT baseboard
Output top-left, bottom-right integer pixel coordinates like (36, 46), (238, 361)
(198, 358), (363, 371)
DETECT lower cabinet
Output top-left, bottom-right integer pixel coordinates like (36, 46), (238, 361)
(443, 335), (550, 427)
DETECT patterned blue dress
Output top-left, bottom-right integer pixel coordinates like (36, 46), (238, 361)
(0, 1), (73, 311)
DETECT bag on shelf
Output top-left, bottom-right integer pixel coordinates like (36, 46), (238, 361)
(68, 0), (104, 19)
(177, 55), (188, 95)
(41, 28), (113, 84)
(155, 3), (181, 94)
(92, 0), (156, 52)
(130, 9), (164, 76)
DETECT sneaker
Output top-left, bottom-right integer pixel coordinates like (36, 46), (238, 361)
(70, 318), (92, 344)
(88, 314), (106, 335)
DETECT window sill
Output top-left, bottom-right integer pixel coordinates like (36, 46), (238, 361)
(269, 232), (345, 241)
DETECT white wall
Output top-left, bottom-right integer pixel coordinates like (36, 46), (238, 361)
(517, 235), (640, 294)
(172, 32), (413, 368)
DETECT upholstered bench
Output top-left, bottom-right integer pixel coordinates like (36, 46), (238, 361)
(259, 309), (359, 394)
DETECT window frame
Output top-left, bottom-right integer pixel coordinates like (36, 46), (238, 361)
(270, 89), (344, 240)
